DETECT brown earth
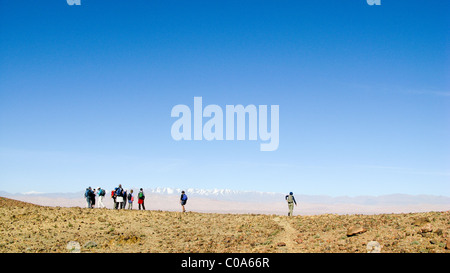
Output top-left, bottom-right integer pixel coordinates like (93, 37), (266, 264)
(0, 197), (449, 253)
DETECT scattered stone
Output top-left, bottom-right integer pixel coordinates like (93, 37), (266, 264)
(420, 223), (433, 233)
(277, 242), (286, 247)
(347, 226), (367, 237)
(366, 241), (381, 253)
(412, 218), (429, 226)
(446, 239), (450, 250)
(83, 241), (97, 249)
(294, 238), (303, 244)
(66, 241), (81, 253)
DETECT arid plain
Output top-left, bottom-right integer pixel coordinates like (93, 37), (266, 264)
(0, 197), (449, 253)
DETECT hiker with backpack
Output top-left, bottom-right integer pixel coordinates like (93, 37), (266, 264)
(84, 187), (93, 208)
(127, 189), (134, 209)
(111, 189), (116, 209)
(285, 192), (297, 216)
(180, 191), (188, 212)
(138, 188), (145, 210)
(114, 184), (124, 210)
(97, 187), (106, 208)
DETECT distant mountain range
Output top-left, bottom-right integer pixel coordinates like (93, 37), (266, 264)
(1, 187), (449, 215)
(148, 187), (450, 205)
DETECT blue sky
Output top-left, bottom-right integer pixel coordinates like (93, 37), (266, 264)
(0, 0), (449, 196)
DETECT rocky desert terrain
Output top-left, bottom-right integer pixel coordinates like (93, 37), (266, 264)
(0, 197), (449, 253)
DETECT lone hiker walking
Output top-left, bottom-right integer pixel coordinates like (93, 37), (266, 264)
(180, 190), (188, 212)
(285, 192), (297, 216)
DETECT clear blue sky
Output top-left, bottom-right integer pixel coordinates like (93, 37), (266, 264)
(0, 0), (449, 196)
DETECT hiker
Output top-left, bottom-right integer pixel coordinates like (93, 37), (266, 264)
(111, 189), (116, 209)
(122, 189), (128, 209)
(97, 187), (106, 208)
(114, 184), (124, 210)
(138, 188), (145, 210)
(285, 192), (297, 216)
(90, 188), (96, 208)
(180, 191), (188, 212)
(84, 187), (93, 208)
(127, 189), (134, 209)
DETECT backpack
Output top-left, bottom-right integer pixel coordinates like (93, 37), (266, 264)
(128, 193), (132, 200)
(99, 189), (105, 196)
(287, 195), (293, 203)
(115, 187), (122, 196)
(181, 194), (188, 201)
(138, 192), (145, 200)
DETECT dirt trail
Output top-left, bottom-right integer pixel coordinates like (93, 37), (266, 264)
(273, 216), (300, 253)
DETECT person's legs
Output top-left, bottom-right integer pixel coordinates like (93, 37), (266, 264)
(99, 196), (105, 208)
(288, 203), (294, 216)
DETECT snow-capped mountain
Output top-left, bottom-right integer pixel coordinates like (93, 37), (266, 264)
(148, 187), (282, 202)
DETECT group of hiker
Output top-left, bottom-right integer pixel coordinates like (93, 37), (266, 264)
(84, 185), (188, 212)
(109, 184), (146, 210)
(85, 186), (297, 215)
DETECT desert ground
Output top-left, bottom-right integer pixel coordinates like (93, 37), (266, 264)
(0, 197), (449, 253)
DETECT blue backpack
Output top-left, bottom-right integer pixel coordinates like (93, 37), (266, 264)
(115, 187), (122, 196)
(181, 194), (188, 201)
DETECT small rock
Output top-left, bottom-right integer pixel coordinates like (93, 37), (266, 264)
(294, 238), (303, 244)
(366, 241), (381, 253)
(420, 223), (433, 233)
(277, 242), (286, 247)
(66, 241), (81, 253)
(412, 218), (429, 226)
(347, 226), (367, 236)
(83, 241), (97, 249)
(446, 239), (450, 250)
